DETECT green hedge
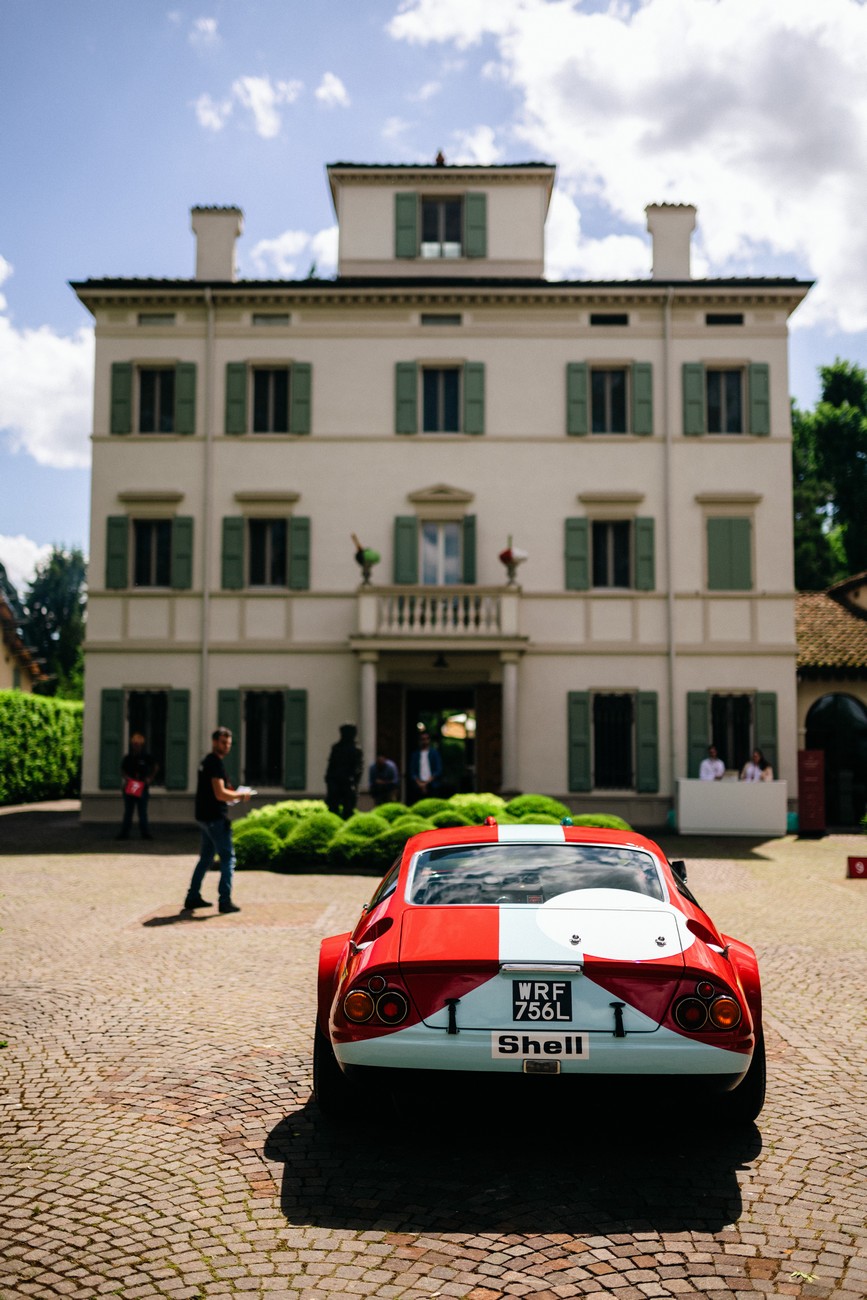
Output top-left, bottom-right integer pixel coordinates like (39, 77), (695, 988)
(0, 691), (83, 805)
(230, 793), (633, 873)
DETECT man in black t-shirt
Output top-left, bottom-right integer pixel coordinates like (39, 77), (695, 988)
(184, 727), (250, 914)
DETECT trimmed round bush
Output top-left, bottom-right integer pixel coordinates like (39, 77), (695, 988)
(518, 813), (562, 825)
(505, 794), (571, 821)
(390, 816), (434, 833)
(328, 832), (372, 869)
(277, 811), (343, 870)
(430, 809), (474, 828)
(233, 826), (281, 870)
(373, 802), (411, 823)
(342, 812), (390, 839)
(446, 794), (506, 823)
(411, 797), (450, 819)
(571, 813), (632, 831)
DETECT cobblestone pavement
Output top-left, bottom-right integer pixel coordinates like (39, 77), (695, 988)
(1, 807), (866, 1300)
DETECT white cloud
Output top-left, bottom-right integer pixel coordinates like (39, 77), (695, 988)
(231, 75), (303, 139)
(545, 188), (649, 281)
(388, 0), (867, 331)
(194, 92), (233, 132)
(449, 124), (503, 165)
(383, 116), (412, 143)
(410, 80), (442, 102)
(0, 265), (93, 470)
(0, 535), (52, 595)
(189, 16), (220, 48)
(315, 72), (350, 108)
(249, 226), (338, 278)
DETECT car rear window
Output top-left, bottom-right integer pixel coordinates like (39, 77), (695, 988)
(408, 843), (664, 905)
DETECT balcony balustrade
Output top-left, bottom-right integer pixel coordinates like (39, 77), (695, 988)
(356, 586), (521, 639)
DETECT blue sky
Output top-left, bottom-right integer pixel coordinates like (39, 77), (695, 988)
(2, 0), (867, 592)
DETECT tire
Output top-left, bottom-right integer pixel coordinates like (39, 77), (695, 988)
(312, 1023), (358, 1123)
(720, 1031), (766, 1125)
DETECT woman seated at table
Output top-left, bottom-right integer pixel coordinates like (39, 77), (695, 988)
(740, 748), (773, 782)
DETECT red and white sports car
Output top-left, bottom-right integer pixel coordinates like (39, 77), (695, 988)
(314, 823), (765, 1123)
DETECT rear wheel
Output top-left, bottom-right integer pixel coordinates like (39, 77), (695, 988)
(312, 1023), (358, 1123)
(720, 1032), (766, 1125)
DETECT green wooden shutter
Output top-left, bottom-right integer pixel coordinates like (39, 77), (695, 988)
(707, 517), (752, 591)
(165, 689), (190, 790)
(687, 691), (710, 778)
(174, 363), (196, 435)
(682, 362), (705, 435)
(289, 516), (310, 590)
(464, 193), (487, 258)
(564, 518), (590, 591)
(290, 362), (312, 434)
(566, 363), (589, 436)
(754, 692), (778, 772)
(634, 517), (655, 591)
(749, 363), (770, 435)
(395, 192), (418, 258)
(110, 363), (133, 435)
(635, 691), (659, 793)
(284, 689), (307, 790)
(225, 362), (248, 434)
(395, 362), (418, 434)
(462, 515), (477, 584)
(463, 362), (485, 434)
(568, 691), (592, 792)
(105, 516), (129, 589)
(631, 362), (653, 435)
(216, 689), (241, 786)
(170, 517), (194, 591)
(394, 516), (418, 584)
(221, 517), (245, 590)
(99, 688), (124, 789)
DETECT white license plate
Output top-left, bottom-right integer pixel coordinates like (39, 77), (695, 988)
(491, 1031), (588, 1060)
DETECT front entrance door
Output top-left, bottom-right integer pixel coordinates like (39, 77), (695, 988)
(376, 684), (503, 803)
(805, 693), (867, 826)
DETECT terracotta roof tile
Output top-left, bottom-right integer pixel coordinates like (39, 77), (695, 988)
(796, 591), (867, 670)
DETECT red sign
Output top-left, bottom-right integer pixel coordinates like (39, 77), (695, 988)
(847, 857), (867, 879)
(797, 750), (825, 833)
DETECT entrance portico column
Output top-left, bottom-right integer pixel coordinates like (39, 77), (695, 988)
(501, 652), (520, 792)
(359, 652), (379, 774)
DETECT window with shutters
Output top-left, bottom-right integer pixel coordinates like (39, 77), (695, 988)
(133, 520), (172, 587)
(710, 693), (753, 773)
(244, 690), (285, 786)
(593, 693), (634, 790)
(420, 521), (462, 585)
(253, 367), (290, 433)
(591, 368), (628, 434)
(421, 197), (463, 258)
(139, 368), (176, 433)
(592, 520), (632, 587)
(707, 368), (744, 434)
(248, 519), (288, 587)
(706, 516), (752, 590)
(423, 367), (461, 432)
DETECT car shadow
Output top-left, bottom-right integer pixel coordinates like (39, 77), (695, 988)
(264, 1092), (760, 1235)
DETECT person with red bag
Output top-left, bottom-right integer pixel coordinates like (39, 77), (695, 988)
(116, 732), (157, 840)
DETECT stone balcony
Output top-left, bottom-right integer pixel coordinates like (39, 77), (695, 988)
(355, 585), (522, 643)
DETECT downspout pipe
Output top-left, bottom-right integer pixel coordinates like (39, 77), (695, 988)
(200, 286), (215, 755)
(662, 285), (677, 803)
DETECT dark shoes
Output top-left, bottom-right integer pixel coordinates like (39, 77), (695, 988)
(183, 894), (212, 910)
(219, 900), (241, 914)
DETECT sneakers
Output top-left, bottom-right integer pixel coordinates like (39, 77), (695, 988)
(183, 894), (212, 910)
(218, 900), (241, 914)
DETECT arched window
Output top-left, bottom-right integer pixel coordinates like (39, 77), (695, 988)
(805, 693), (867, 826)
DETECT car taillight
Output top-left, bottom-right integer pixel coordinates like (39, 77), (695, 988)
(674, 997), (708, 1030)
(342, 976), (411, 1027)
(708, 995), (741, 1029)
(343, 989), (375, 1023)
(696, 980), (716, 999)
(376, 991), (409, 1025)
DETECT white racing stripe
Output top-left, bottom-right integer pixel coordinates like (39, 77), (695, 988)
(497, 826), (566, 843)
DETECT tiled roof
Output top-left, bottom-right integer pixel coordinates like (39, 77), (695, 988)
(796, 591), (867, 671)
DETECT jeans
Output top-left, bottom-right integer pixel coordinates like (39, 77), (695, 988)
(121, 787), (150, 835)
(188, 818), (235, 903)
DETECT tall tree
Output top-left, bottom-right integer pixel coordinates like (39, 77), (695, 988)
(793, 360), (867, 588)
(24, 547), (87, 698)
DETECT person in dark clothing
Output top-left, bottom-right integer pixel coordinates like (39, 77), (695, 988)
(184, 727), (250, 914)
(368, 753), (399, 805)
(116, 732), (157, 840)
(325, 723), (364, 819)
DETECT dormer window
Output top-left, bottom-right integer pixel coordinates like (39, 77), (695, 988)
(421, 197), (463, 259)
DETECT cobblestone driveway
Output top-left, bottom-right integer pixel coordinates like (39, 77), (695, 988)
(1, 807), (866, 1299)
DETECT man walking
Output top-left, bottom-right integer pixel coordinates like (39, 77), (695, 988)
(184, 727), (250, 914)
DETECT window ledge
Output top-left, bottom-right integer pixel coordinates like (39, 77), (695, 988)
(578, 490), (645, 505)
(118, 490), (185, 504)
(695, 491), (763, 505)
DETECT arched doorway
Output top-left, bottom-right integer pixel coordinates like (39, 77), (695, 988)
(805, 693), (867, 826)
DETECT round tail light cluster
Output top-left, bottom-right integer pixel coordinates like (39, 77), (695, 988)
(673, 983), (742, 1032)
(343, 978), (409, 1027)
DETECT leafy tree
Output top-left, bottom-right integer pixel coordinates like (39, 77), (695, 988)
(24, 547), (87, 699)
(793, 360), (867, 588)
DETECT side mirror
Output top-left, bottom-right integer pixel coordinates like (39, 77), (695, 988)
(670, 859), (688, 884)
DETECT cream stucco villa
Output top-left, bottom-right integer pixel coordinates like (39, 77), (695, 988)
(73, 158), (810, 823)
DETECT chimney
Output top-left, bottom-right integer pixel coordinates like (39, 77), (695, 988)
(190, 206), (244, 280)
(645, 203), (696, 280)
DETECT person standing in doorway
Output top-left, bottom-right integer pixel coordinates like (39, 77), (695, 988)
(116, 731), (157, 840)
(184, 727), (250, 914)
(408, 731), (442, 804)
(325, 723), (364, 819)
(368, 752), (399, 805)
